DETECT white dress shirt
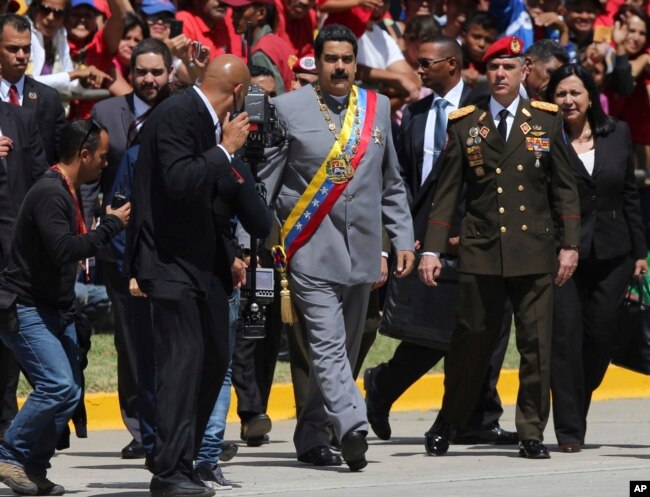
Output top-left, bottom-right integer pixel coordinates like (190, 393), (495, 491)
(489, 95), (520, 141)
(193, 85), (231, 162)
(0, 76), (25, 105)
(422, 79), (465, 185)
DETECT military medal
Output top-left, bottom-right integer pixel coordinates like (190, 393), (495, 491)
(479, 126), (490, 139)
(469, 127), (479, 138)
(473, 137), (482, 145)
(520, 122), (531, 135)
(372, 128), (384, 145)
(467, 137), (474, 146)
(532, 124), (542, 130)
(475, 166), (485, 177)
(328, 122), (336, 131)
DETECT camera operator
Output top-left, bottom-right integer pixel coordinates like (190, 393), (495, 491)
(126, 54), (250, 497)
(0, 119), (130, 496)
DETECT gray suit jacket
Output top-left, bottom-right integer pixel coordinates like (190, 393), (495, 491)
(261, 84), (413, 285)
(92, 93), (136, 195)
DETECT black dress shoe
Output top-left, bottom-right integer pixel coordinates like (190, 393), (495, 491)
(241, 414), (272, 446)
(364, 367), (391, 441)
(519, 439), (551, 459)
(454, 427), (519, 445)
(297, 446), (343, 466)
(121, 439), (147, 459)
(341, 431), (368, 472)
(558, 442), (581, 453)
(424, 428), (450, 456)
(150, 480), (215, 497)
(219, 442), (238, 462)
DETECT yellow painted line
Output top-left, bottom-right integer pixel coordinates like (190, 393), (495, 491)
(20, 366), (650, 431)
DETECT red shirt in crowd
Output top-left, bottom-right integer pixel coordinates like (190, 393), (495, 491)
(275, 0), (316, 57)
(176, 8), (243, 60)
(316, 0), (371, 39)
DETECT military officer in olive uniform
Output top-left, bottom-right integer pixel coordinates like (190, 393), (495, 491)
(418, 36), (581, 459)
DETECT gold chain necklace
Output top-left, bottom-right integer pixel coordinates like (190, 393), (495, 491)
(314, 84), (360, 148)
(313, 84), (361, 183)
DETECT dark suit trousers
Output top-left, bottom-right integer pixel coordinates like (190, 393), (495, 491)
(148, 280), (228, 485)
(101, 261), (141, 442)
(440, 273), (553, 441)
(551, 255), (633, 445)
(373, 301), (512, 431)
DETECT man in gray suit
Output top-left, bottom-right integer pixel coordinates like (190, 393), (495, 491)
(90, 38), (173, 460)
(261, 24), (415, 472)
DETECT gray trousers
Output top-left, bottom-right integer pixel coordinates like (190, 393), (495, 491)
(290, 270), (370, 454)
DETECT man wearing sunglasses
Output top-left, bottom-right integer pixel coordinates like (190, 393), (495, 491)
(366, 35), (517, 448)
(0, 119), (130, 496)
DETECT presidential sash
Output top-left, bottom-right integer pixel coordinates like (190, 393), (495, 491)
(273, 86), (377, 268)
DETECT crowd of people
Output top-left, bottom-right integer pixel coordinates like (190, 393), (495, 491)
(0, 0), (644, 495)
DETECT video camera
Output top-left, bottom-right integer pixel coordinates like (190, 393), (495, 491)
(237, 83), (285, 166)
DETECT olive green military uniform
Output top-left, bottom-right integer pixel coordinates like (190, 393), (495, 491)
(423, 99), (580, 440)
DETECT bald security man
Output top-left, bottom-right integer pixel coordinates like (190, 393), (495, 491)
(127, 55), (251, 497)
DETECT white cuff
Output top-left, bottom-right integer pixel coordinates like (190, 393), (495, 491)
(381, 251), (389, 259)
(422, 252), (440, 257)
(217, 144), (232, 163)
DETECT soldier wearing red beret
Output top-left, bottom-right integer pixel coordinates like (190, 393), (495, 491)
(419, 35), (581, 459)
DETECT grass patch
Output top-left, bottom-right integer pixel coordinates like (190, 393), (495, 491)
(18, 325), (520, 395)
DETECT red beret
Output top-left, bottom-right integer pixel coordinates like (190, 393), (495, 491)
(482, 35), (525, 63)
(292, 55), (317, 75)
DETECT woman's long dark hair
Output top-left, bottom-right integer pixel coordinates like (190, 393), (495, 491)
(546, 63), (615, 138)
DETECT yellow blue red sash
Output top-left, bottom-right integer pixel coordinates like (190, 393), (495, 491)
(273, 86), (377, 267)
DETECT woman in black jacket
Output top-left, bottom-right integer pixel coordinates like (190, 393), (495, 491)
(547, 64), (648, 453)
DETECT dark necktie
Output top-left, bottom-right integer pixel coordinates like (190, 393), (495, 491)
(497, 108), (509, 142)
(433, 98), (450, 163)
(8, 85), (19, 106)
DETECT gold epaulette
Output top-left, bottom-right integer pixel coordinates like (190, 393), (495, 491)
(530, 101), (559, 113)
(448, 105), (476, 121)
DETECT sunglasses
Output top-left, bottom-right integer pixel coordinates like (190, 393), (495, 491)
(145, 14), (174, 25)
(78, 119), (101, 156)
(38, 3), (65, 18)
(416, 56), (452, 69)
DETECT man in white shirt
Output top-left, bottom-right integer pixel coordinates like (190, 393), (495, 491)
(355, 0), (421, 107)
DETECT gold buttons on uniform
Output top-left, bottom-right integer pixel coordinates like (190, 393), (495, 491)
(496, 168), (502, 174)
(518, 185), (524, 192)
(521, 225), (528, 231)
(499, 207), (505, 214)
(500, 226), (507, 233)
(520, 205), (526, 212)
(517, 164), (523, 171)
(497, 187), (503, 194)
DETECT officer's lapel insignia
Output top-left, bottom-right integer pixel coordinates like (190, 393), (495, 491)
(520, 122), (531, 135)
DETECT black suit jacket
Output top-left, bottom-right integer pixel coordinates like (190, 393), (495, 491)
(126, 89), (235, 298)
(397, 83), (473, 241)
(21, 76), (65, 166)
(0, 102), (48, 266)
(567, 120), (647, 261)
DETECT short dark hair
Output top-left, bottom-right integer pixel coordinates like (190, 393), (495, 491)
(250, 64), (274, 79)
(129, 38), (173, 74)
(122, 13), (150, 41)
(0, 13), (30, 40)
(403, 15), (441, 43)
(463, 11), (498, 33)
(546, 63), (615, 137)
(60, 119), (107, 162)
(426, 35), (464, 67)
(314, 24), (357, 60)
(525, 39), (570, 65)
